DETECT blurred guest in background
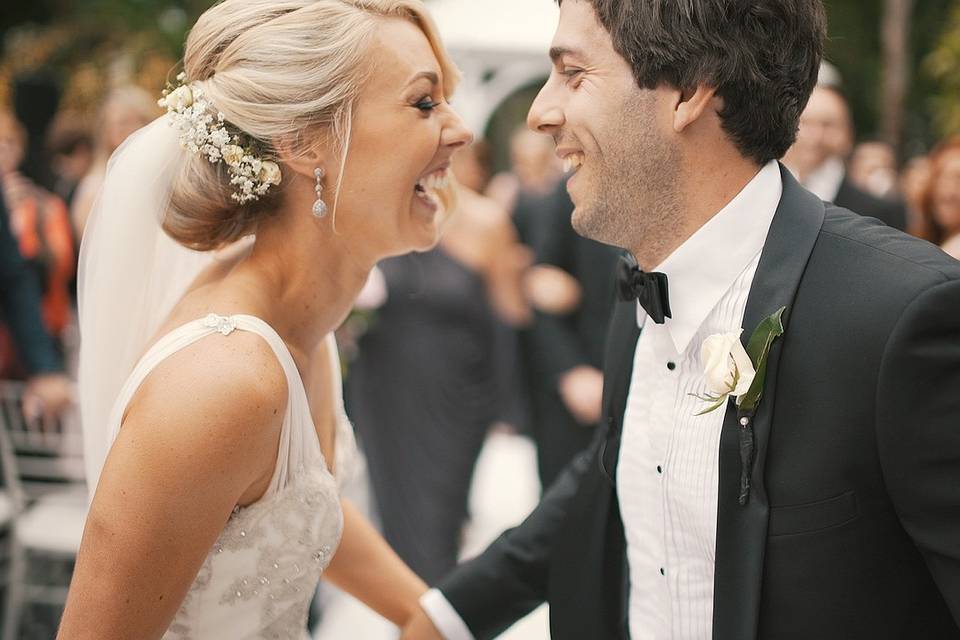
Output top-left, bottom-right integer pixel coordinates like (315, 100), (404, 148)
(0, 109), (75, 363)
(12, 72), (62, 192)
(70, 85), (157, 239)
(849, 140), (899, 200)
(484, 128), (614, 487)
(910, 138), (960, 260)
(784, 83), (908, 231)
(0, 189), (73, 420)
(486, 126), (561, 215)
(346, 146), (531, 584)
(902, 155), (932, 228)
(46, 111), (94, 207)
(520, 182), (620, 487)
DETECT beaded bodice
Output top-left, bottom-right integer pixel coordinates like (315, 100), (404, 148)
(106, 314), (347, 639)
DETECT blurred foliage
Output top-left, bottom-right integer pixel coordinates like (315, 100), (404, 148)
(825, 0), (956, 156)
(1, 0), (959, 155)
(0, 0), (210, 116)
(926, 2), (960, 139)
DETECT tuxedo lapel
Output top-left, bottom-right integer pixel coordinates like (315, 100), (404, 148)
(712, 166), (826, 639)
(600, 297), (642, 485)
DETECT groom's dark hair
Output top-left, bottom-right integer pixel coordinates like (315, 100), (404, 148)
(558, 0), (826, 165)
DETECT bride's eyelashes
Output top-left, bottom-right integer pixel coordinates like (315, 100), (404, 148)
(413, 95), (439, 113)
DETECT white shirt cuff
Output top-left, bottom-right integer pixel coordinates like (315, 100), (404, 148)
(419, 588), (475, 640)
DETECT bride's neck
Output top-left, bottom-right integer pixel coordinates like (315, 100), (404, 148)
(237, 205), (373, 355)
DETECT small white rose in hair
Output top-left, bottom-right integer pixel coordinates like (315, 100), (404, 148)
(165, 85), (194, 110)
(258, 161), (282, 186)
(221, 145), (245, 168)
(701, 330), (756, 399)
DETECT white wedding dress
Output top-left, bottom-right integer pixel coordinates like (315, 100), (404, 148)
(103, 312), (350, 639)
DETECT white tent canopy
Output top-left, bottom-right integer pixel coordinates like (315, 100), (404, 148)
(426, 0), (559, 55)
(426, 0), (559, 133)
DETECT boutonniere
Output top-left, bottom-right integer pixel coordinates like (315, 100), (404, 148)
(691, 307), (786, 505)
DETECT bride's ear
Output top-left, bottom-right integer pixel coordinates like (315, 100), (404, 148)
(274, 133), (332, 181)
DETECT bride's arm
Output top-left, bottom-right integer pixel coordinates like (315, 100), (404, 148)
(57, 336), (287, 640)
(322, 499), (429, 626)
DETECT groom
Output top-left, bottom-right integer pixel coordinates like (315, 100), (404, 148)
(404, 0), (960, 638)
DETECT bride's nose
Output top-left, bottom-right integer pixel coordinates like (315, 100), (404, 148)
(441, 109), (474, 150)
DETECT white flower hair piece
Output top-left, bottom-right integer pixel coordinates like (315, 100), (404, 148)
(158, 72), (282, 204)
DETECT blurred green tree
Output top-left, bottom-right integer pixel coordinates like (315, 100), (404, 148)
(925, 1), (960, 140)
(825, 0), (955, 156)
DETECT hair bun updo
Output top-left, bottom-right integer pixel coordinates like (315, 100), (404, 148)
(163, 0), (458, 251)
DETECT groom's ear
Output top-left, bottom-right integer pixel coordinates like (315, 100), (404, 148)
(671, 85), (718, 133)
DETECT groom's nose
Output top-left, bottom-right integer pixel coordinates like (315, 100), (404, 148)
(527, 79), (564, 135)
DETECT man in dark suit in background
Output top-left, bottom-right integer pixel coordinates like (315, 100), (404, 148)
(403, 0), (960, 638)
(514, 182), (621, 487)
(784, 82), (909, 231)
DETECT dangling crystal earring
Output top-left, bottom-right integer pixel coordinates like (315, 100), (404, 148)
(312, 167), (328, 218)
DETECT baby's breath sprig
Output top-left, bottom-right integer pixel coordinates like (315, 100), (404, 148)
(159, 72), (282, 204)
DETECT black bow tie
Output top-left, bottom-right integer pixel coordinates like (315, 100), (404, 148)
(616, 255), (672, 324)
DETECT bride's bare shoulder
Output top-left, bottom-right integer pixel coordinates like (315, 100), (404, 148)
(121, 329), (288, 472)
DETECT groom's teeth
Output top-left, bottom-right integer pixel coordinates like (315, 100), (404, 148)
(563, 155), (584, 173)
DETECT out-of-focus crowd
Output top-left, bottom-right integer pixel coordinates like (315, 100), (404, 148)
(1, 81), (156, 422)
(782, 73), (960, 259)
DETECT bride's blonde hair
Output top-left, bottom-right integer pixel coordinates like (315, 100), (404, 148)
(165, 0), (459, 250)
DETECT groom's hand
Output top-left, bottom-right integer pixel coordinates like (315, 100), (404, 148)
(400, 605), (445, 640)
(558, 365), (604, 426)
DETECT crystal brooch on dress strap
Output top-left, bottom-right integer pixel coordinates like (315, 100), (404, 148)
(204, 313), (238, 336)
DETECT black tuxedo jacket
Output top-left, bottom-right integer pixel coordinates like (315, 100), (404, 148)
(438, 166), (960, 639)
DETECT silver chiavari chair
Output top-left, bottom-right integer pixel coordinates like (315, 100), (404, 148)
(0, 380), (87, 639)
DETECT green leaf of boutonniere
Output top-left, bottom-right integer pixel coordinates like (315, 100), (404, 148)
(691, 392), (729, 416)
(736, 306), (786, 413)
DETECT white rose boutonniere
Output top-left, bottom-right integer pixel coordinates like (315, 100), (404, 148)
(698, 331), (756, 412)
(691, 307), (787, 506)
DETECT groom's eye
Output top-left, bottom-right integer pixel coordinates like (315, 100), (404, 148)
(561, 68), (584, 86)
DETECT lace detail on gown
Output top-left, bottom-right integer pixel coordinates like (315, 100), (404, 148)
(105, 314), (345, 639)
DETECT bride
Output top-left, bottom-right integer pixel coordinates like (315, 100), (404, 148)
(57, 1), (471, 638)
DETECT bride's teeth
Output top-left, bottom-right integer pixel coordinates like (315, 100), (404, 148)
(417, 168), (450, 193)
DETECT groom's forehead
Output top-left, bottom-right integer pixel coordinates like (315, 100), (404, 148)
(552, 0), (617, 59)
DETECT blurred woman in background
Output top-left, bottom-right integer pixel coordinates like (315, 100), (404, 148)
(69, 85), (157, 239)
(910, 138), (960, 260)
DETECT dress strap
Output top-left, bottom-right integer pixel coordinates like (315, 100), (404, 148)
(105, 313), (323, 496)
